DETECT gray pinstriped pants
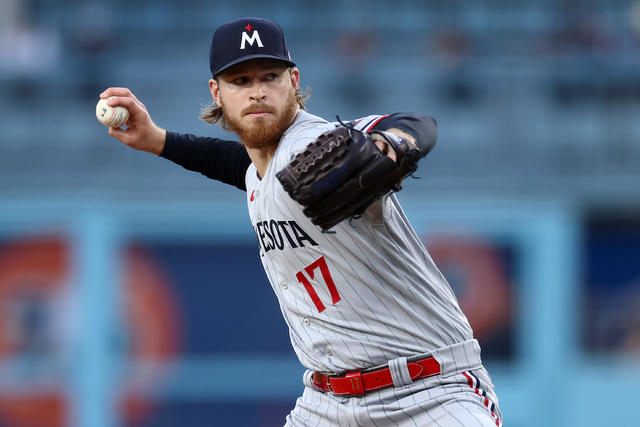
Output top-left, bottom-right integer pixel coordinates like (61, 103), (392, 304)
(285, 340), (502, 427)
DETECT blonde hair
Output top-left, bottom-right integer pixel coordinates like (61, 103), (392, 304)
(200, 68), (311, 131)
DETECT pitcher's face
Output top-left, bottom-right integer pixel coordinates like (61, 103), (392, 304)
(210, 59), (300, 148)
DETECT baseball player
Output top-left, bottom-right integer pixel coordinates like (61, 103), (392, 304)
(102, 17), (502, 427)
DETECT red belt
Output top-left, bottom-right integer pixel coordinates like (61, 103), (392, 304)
(312, 356), (440, 396)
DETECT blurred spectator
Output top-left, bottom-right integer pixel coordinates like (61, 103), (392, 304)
(550, 7), (640, 104)
(554, 15), (613, 53)
(329, 31), (379, 110)
(428, 29), (478, 104)
(69, 2), (115, 101)
(0, 23), (61, 101)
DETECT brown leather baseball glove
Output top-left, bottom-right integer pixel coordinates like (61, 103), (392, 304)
(276, 122), (423, 230)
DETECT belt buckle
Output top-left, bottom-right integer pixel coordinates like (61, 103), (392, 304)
(313, 372), (331, 390)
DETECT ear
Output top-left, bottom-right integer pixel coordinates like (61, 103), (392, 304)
(289, 68), (300, 91)
(209, 78), (221, 105)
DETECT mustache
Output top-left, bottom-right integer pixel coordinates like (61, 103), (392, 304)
(242, 104), (276, 115)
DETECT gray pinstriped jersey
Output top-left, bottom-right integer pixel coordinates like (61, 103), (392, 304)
(246, 110), (473, 373)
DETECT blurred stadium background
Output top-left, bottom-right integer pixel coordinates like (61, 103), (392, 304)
(1, 0), (639, 426)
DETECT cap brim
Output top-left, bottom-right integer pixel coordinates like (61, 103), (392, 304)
(213, 54), (296, 76)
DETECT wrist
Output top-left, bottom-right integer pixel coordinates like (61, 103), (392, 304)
(151, 127), (167, 155)
(385, 128), (417, 146)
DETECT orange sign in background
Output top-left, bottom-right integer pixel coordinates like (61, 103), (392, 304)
(427, 234), (513, 352)
(0, 236), (180, 427)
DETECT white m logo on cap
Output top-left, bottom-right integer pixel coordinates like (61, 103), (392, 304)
(240, 31), (264, 50)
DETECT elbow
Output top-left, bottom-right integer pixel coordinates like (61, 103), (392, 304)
(418, 114), (438, 156)
(374, 112), (438, 156)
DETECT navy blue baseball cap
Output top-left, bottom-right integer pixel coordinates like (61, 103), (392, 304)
(210, 17), (296, 77)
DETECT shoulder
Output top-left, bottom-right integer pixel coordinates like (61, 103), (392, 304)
(282, 111), (331, 148)
(273, 111), (332, 168)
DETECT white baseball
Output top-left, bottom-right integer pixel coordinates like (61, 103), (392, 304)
(96, 97), (130, 128)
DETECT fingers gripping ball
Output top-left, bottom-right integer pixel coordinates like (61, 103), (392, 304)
(96, 97), (130, 128)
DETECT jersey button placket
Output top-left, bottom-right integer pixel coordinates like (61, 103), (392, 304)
(302, 318), (310, 327)
(256, 187), (262, 222)
(281, 281), (288, 289)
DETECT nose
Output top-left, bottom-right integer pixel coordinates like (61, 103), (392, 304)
(250, 81), (266, 102)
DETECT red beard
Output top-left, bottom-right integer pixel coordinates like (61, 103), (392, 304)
(222, 89), (298, 150)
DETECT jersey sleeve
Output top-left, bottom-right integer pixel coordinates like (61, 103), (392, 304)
(161, 131), (251, 191)
(352, 114), (390, 132)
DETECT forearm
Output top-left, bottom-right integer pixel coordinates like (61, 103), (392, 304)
(161, 132), (251, 191)
(372, 113), (438, 156)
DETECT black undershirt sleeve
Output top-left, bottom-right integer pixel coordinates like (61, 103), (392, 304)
(371, 113), (438, 157)
(158, 114), (434, 191)
(160, 131), (251, 191)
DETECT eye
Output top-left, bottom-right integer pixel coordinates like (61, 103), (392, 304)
(233, 76), (249, 85)
(264, 73), (278, 81)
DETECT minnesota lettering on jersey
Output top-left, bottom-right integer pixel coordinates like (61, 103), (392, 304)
(253, 219), (318, 254)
